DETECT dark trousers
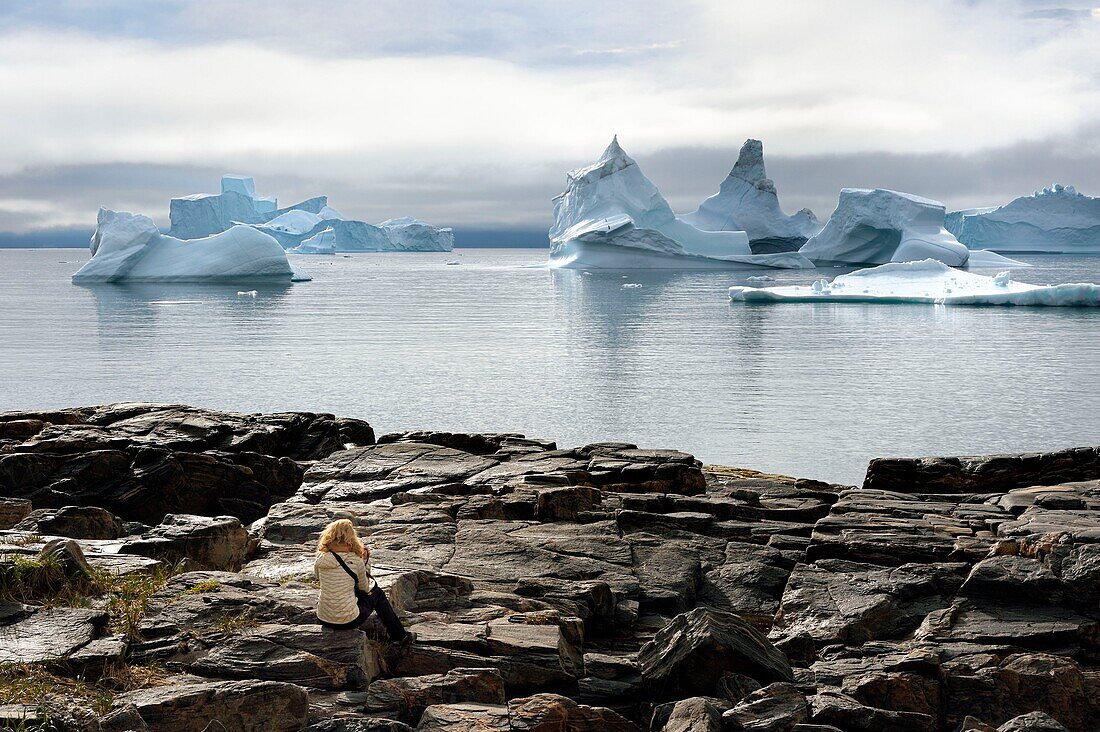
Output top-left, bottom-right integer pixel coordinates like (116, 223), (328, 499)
(356, 585), (407, 641)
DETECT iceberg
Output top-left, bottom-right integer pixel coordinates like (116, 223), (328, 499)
(72, 209), (297, 284)
(798, 188), (971, 266)
(169, 175), (279, 239)
(173, 175), (454, 252)
(288, 227), (336, 255)
(945, 184), (1100, 253)
(549, 137), (814, 270)
(728, 259), (1100, 306)
(681, 139), (821, 252)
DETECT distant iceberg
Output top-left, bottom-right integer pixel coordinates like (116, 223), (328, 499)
(729, 259), (1100, 306)
(73, 209), (297, 284)
(288, 227), (336, 255)
(681, 139), (820, 252)
(170, 175), (453, 252)
(945, 184), (1100, 253)
(548, 137), (814, 270)
(799, 188), (971, 266)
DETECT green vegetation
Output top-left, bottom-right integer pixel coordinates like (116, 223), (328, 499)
(180, 578), (222, 595)
(0, 553), (104, 607)
(212, 610), (258, 634)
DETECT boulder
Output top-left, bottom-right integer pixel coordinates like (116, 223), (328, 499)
(122, 513), (249, 570)
(415, 702), (510, 731)
(506, 693), (642, 731)
(639, 608), (793, 701)
(998, 712), (1071, 731)
(14, 505), (123, 539)
(187, 623), (381, 689)
(656, 697), (725, 732)
(110, 679), (309, 731)
(0, 498), (32, 529)
(0, 606), (106, 663)
(365, 668), (505, 724)
(863, 448), (1100, 494)
(808, 690), (936, 732)
(723, 682), (811, 731)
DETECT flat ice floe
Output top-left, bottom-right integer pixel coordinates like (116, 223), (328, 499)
(728, 259), (1100, 306)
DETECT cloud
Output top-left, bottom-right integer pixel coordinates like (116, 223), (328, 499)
(0, 0), (1099, 232)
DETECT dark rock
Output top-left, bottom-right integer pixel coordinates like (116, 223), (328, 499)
(0, 498), (31, 529)
(0, 606), (107, 663)
(655, 696), (725, 732)
(305, 721), (413, 732)
(916, 600), (1100, 656)
(364, 668), (505, 724)
(997, 712), (1071, 731)
(723, 682), (810, 731)
(110, 679), (309, 731)
(506, 692), (642, 731)
(186, 623), (381, 689)
(771, 560), (962, 649)
(863, 447), (1100, 494)
(808, 689), (936, 732)
(960, 555), (1062, 604)
(122, 513), (249, 570)
(415, 702), (510, 731)
(639, 608), (793, 701)
(14, 505), (123, 539)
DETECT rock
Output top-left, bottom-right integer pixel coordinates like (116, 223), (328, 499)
(723, 682), (810, 731)
(506, 693), (642, 731)
(0, 446), (302, 524)
(808, 690), (936, 732)
(656, 696), (725, 732)
(0, 606), (106, 663)
(998, 712), (1072, 731)
(122, 513), (249, 570)
(639, 608), (793, 701)
(942, 652), (1100, 731)
(415, 702), (510, 731)
(771, 560), (962, 650)
(305, 721), (414, 732)
(960, 555), (1062, 604)
(0, 498), (32, 529)
(187, 623), (381, 689)
(365, 668), (505, 724)
(14, 505), (124, 539)
(111, 679), (309, 731)
(863, 447), (1100, 494)
(916, 600), (1100, 656)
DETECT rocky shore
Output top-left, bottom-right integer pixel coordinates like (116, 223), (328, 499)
(2, 404), (1099, 731)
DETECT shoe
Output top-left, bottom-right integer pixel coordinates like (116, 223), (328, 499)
(394, 630), (416, 650)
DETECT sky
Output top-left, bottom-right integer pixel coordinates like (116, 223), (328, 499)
(1, 0), (1099, 243)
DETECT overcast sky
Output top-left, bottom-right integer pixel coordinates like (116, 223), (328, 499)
(1, 0), (1099, 238)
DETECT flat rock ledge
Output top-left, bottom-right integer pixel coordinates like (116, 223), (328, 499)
(1, 404), (1099, 731)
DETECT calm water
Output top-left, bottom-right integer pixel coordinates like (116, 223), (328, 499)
(2, 248), (1099, 485)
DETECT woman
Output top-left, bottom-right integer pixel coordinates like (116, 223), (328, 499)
(313, 518), (412, 644)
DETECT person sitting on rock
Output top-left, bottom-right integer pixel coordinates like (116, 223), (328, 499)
(314, 518), (412, 645)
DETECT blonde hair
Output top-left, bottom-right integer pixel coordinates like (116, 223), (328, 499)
(317, 519), (366, 557)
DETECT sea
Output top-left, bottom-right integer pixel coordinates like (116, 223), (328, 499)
(2, 248), (1099, 485)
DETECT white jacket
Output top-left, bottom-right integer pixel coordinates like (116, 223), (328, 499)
(313, 551), (376, 625)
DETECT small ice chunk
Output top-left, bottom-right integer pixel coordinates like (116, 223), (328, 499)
(622, 283), (643, 288)
(237, 290), (258, 297)
(993, 271), (1012, 287)
(747, 275), (775, 283)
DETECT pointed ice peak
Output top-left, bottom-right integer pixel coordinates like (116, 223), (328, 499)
(730, 138), (769, 187)
(599, 135), (633, 166)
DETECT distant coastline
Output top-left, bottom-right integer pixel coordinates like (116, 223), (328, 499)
(0, 227), (552, 249)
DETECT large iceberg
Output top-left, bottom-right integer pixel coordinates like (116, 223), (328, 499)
(169, 175), (279, 239)
(729, 259), (1100, 306)
(548, 137), (814, 270)
(72, 209), (296, 283)
(680, 139), (820, 252)
(171, 175), (453, 252)
(945, 184), (1100, 253)
(798, 188), (971, 266)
